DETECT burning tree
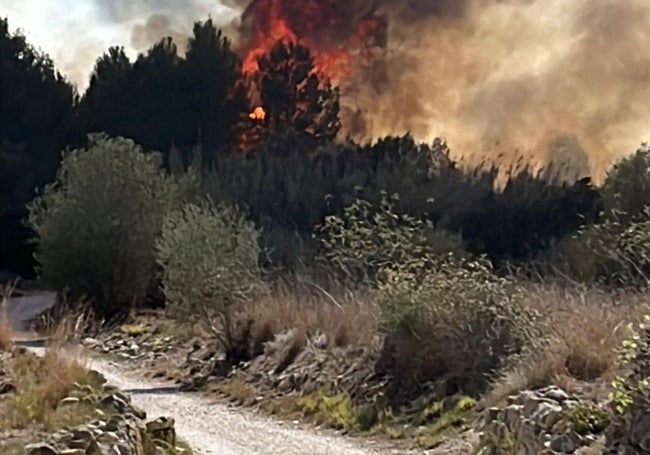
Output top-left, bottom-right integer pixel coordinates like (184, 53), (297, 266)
(233, 0), (389, 147)
(252, 41), (341, 142)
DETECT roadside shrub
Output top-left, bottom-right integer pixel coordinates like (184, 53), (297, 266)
(155, 199), (262, 355)
(377, 255), (538, 397)
(316, 195), (537, 397)
(26, 134), (189, 317)
(316, 194), (464, 281)
(606, 315), (650, 449)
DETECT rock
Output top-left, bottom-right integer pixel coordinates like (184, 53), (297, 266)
(479, 387), (597, 455)
(0, 380), (16, 394)
(82, 337), (99, 347)
(629, 410), (650, 451)
(58, 396), (81, 407)
(97, 431), (120, 445)
(25, 443), (59, 455)
(541, 386), (570, 403)
(146, 416), (177, 447)
(549, 431), (583, 453)
(59, 449), (87, 455)
(531, 401), (564, 430)
(25, 366), (178, 455)
(87, 369), (107, 386)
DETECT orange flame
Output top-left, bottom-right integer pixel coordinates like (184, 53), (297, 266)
(238, 0), (386, 81)
(249, 106), (266, 121)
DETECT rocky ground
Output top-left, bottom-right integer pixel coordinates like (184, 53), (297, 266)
(7, 281), (649, 455)
(80, 352), (420, 455)
(81, 312), (481, 453)
(0, 345), (186, 455)
(75, 309), (650, 455)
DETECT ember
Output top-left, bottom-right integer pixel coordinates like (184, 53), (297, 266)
(249, 106), (266, 121)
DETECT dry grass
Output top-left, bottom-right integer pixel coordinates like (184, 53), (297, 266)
(485, 283), (647, 405)
(211, 378), (255, 405)
(0, 312), (12, 352)
(1, 288), (14, 351)
(245, 274), (379, 348)
(1, 348), (100, 430)
(33, 297), (95, 345)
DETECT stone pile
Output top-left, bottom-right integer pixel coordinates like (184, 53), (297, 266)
(479, 386), (605, 455)
(24, 374), (185, 455)
(233, 329), (374, 398)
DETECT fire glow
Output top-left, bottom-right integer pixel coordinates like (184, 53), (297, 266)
(248, 106), (266, 121)
(238, 0), (387, 81)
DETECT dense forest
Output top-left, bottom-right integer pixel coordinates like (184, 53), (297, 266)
(1, 16), (611, 280)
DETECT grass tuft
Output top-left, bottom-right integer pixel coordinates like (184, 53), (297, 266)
(0, 348), (100, 431)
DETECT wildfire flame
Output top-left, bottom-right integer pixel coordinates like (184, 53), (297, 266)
(238, 0), (387, 81)
(249, 106), (266, 121)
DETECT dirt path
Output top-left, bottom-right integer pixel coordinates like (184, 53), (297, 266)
(24, 344), (418, 455)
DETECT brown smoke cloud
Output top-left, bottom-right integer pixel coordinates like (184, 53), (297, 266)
(328, 0), (650, 182)
(24, 0), (650, 180)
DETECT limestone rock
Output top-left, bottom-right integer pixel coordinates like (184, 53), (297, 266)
(25, 366), (177, 455)
(479, 387), (599, 454)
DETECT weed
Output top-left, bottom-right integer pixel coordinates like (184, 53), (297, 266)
(297, 391), (357, 430)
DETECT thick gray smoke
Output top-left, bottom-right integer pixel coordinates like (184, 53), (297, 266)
(7, 0), (647, 180)
(226, 0), (650, 181)
(334, 0), (650, 182)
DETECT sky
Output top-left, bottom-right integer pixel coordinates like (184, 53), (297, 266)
(0, 0), (237, 92)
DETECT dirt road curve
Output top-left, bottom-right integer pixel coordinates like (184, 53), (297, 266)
(24, 345), (417, 455)
(87, 356), (419, 455)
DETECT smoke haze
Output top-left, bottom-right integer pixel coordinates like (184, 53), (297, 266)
(2, 0), (649, 179)
(225, 0), (650, 180)
(335, 0), (650, 181)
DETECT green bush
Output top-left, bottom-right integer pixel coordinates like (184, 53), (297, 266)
(26, 134), (187, 317)
(549, 144), (650, 286)
(377, 255), (537, 396)
(316, 194), (464, 281)
(553, 209), (650, 287)
(606, 315), (650, 448)
(316, 195), (536, 396)
(602, 144), (650, 220)
(155, 199), (262, 352)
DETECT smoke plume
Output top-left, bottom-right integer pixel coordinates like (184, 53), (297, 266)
(231, 0), (650, 180)
(354, 0), (650, 180)
(7, 0), (647, 179)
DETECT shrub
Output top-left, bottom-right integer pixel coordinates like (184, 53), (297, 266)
(316, 194), (464, 281)
(606, 315), (650, 448)
(316, 195), (537, 397)
(155, 199), (262, 354)
(377, 255), (538, 397)
(26, 134), (189, 317)
(209, 130), (599, 268)
(554, 209), (650, 287)
(549, 144), (650, 286)
(602, 144), (650, 220)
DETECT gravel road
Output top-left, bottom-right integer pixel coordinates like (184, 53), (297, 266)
(25, 344), (417, 455)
